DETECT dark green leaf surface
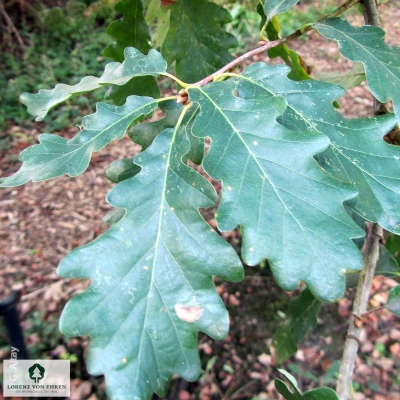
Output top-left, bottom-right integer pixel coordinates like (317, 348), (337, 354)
(272, 289), (321, 362)
(102, 208), (126, 225)
(162, 0), (238, 83)
(105, 158), (141, 183)
(129, 100), (183, 149)
(105, 76), (160, 106)
(188, 80), (363, 301)
(239, 63), (400, 234)
(315, 18), (400, 124)
(21, 48), (167, 120)
(1, 96), (157, 186)
(103, 0), (151, 62)
(58, 127), (243, 399)
(275, 379), (302, 400)
(20, 76), (101, 121)
(129, 100), (204, 163)
(303, 388), (339, 399)
(386, 233), (400, 267)
(386, 285), (400, 317)
(264, 0), (299, 20)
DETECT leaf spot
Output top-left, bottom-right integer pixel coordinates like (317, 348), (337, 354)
(227, 186), (232, 191)
(144, 265), (149, 270)
(122, 358), (127, 363)
(174, 304), (203, 322)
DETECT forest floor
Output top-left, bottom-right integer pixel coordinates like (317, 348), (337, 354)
(0, 2), (400, 400)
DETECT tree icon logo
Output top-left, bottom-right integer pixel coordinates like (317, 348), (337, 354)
(28, 363), (45, 383)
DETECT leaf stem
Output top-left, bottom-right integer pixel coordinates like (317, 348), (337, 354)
(159, 72), (188, 88)
(157, 95), (178, 102)
(193, 0), (360, 87)
(212, 72), (242, 81)
(259, 19), (269, 41)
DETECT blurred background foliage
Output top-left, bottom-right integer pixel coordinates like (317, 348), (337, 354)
(0, 0), (116, 130)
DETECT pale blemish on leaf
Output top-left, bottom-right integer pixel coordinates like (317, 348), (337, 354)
(174, 304), (203, 322)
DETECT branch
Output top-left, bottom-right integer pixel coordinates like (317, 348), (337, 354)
(336, 223), (383, 399)
(0, 1), (26, 50)
(337, 2), (384, 398)
(194, 0), (360, 87)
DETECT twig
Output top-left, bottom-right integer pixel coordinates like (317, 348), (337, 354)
(337, 223), (383, 398)
(0, 1), (26, 50)
(194, 0), (360, 87)
(336, 223), (383, 399)
(20, 279), (72, 301)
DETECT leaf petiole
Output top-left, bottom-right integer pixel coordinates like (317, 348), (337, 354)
(159, 71), (189, 88)
(157, 95), (178, 102)
(212, 72), (242, 82)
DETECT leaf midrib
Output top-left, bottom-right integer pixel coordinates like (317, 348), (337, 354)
(194, 87), (332, 276)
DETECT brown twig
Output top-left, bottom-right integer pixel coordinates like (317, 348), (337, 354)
(193, 0), (360, 87)
(337, 223), (383, 399)
(0, 0), (26, 50)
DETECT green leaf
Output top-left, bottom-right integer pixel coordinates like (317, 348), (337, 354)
(103, 0), (151, 62)
(105, 158), (141, 183)
(145, 0), (161, 23)
(272, 289), (321, 363)
(386, 285), (400, 317)
(303, 387), (339, 399)
(152, 8), (171, 49)
(20, 76), (101, 121)
(272, 326), (298, 364)
(239, 62), (400, 234)
(99, 47), (167, 86)
(264, 0), (299, 21)
(1, 96), (157, 187)
(315, 62), (365, 90)
(105, 76), (160, 106)
(129, 100), (204, 164)
(314, 18), (400, 124)
(21, 48), (167, 120)
(275, 370), (339, 400)
(266, 17), (311, 81)
(102, 0), (160, 104)
(386, 233), (400, 266)
(102, 208), (126, 225)
(188, 80), (363, 301)
(145, 0), (171, 48)
(275, 369), (302, 400)
(57, 127), (243, 399)
(129, 100), (183, 149)
(275, 379), (302, 400)
(376, 245), (399, 277)
(162, 0), (238, 83)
